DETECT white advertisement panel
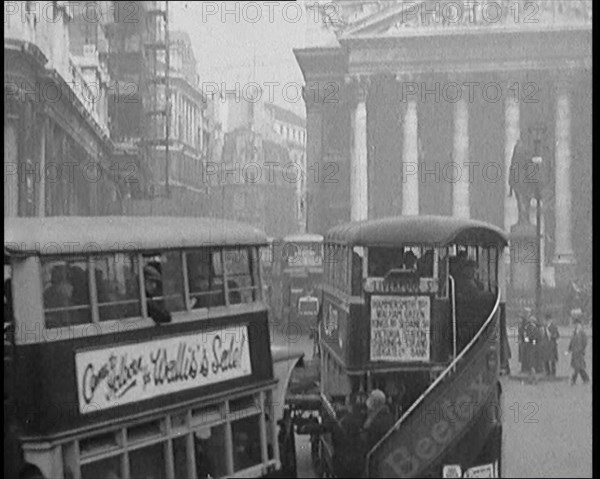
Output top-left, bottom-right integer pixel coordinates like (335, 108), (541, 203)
(370, 295), (431, 362)
(75, 325), (252, 414)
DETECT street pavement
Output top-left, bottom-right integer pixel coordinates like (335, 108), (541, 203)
(501, 325), (592, 478)
(271, 324), (592, 478)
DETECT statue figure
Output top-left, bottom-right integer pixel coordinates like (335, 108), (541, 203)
(508, 125), (551, 226)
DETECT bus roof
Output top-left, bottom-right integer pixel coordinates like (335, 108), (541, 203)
(282, 234), (324, 244)
(325, 215), (508, 248)
(5, 216), (268, 255)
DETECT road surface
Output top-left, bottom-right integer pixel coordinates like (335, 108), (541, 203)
(273, 325), (592, 478)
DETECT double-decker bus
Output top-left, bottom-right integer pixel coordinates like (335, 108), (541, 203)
(289, 215), (510, 478)
(273, 234), (323, 335)
(4, 217), (303, 479)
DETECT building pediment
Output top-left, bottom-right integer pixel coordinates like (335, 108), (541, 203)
(331, 0), (592, 41)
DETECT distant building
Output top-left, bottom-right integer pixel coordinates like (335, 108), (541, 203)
(264, 103), (307, 233)
(4, 0), (120, 217)
(214, 92), (306, 237)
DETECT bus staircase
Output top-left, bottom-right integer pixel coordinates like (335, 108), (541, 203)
(365, 293), (502, 478)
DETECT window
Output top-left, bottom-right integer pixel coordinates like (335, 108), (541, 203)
(42, 259), (91, 328)
(187, 249), (225, 309)
(142, 252), (185, 313)
(81, 455), (121, 479)
(94, 253), (141, 321)
(351, 247), (364, 296)
(129, 443), (165, 479)
(232, 416), (262, 472)
(194, 424), (228, 478)
(223, 248), (259, 304)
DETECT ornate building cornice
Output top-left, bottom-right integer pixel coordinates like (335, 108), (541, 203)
(319, 0), (592, 40)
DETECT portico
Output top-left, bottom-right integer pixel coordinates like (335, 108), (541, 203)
(295, 0), (592, 294)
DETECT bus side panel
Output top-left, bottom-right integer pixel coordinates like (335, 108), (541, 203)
(431, 299), (451, 363)
(13, 312), (273, 436)
(344, 302), (368, 370)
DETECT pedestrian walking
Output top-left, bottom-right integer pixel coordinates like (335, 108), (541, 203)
(567, 316), (589, 385)
(542, 313), (559, 376)
(524, 315), (542, 384)
(518, 308), (532, 373)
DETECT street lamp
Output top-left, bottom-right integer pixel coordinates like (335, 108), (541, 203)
(532, 152), (543, 321)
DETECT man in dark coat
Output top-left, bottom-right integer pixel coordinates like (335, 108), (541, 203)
(361, 390), (395, 452)
(332, 394), (367, 478)
(542, 313), (560, 376)
(524, 315), (542, 384)
(567, 317), (589, 385)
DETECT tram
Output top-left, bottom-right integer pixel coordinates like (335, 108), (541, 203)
(4, 217), (303, 479)
(274, 234), (324, 335)
(289, 215), (509, 478)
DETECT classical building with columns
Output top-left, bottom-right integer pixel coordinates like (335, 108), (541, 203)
(295, 0), (592, 297)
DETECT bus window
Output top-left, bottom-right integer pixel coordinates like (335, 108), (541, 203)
(224, 248), (259, 304)
(42, 259), (91, 328)
(142, 252), (185, 314)
(232, 416), (262, 472)
(194, 425), (228, 478)
(95, 253), (141, 321)
(129, 442), (165, 479)
(368, 248), (404, 276)
(351, 247), (364, 296)
(438, 248), (449, 298)
(417, 249), (434, 277)
(80, 455), (121, 479)
(187, 249), (225, 309)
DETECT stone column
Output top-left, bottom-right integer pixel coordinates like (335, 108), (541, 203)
(504, 94), (520, 233)
(302, 86), (323, 233)
(553, 77), (575, 279)
(452, 98), (470, 218)
(402, 98), (419, 215)
(38, 115), (49, 217)
(349, 76), (369, 222)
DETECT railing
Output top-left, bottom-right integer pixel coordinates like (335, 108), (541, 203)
(365, 290), (501, 477)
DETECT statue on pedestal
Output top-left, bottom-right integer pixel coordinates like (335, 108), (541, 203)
(508, 125), (552, 227)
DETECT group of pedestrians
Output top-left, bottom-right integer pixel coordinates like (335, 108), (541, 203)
(517, 308), (589, 386)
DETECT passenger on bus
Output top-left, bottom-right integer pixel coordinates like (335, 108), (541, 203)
(332, 393), (368, 478)
(417, 250), (434, 277)
(143, 265), (172, 324)
(449, 250), (468, 277)
(361, 390), (394, 451)
(44, 265), (74, 309)
(454, 260), (485, 298)
(403, 251), (417, 271)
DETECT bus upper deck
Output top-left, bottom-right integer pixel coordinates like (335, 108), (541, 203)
(4, 216), (303, 479)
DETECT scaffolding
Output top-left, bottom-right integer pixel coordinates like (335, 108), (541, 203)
(143, 1), (171, 197)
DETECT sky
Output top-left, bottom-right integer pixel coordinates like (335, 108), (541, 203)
(170, 1), (318, 117)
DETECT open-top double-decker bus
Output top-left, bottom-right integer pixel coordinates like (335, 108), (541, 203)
(4, 216), (304, 479)
(289, 215), (509, 478)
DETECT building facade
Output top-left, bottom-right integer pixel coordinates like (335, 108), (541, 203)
(264, 103), (308, 233)
(4, 1), (121, 218)
(295, 0), (592, 295)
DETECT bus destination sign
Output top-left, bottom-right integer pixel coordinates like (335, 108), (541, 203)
(365, 277), (439, 295)
(75, 326), (252, 414)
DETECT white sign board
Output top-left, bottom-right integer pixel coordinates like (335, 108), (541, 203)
(76, 326), (252, 414)
(442, 465), (462, 478)
(370, 295), (430, 362)
(464, 463), (496, 478)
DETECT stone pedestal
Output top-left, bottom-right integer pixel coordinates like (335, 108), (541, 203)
(509, 223), (538, 295)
